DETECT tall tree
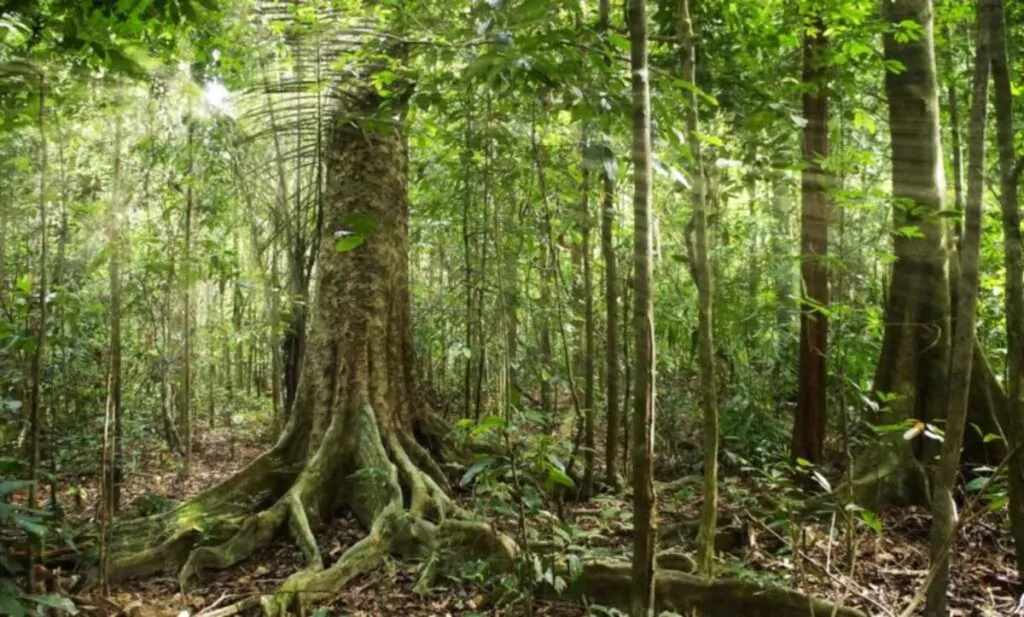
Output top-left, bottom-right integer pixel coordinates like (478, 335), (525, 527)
(792, 8), (829, 466)
(106, 94), (125, 512)
(679, 0), (718, 576)
(599, 0), (622, 492)
(580, 148), (596, 497)
(628, 0), (656, 612)
(26, 72), (48, 595)
(180, 119), (196, 478)
(925, 2), (988, 611)
(867, 0), (950, 506)
(990, 0), (1024, 577)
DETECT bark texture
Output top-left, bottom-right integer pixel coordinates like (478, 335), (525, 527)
(925, 4), (988, 612)
(989, 0), (1024, 579)
(679, 0), (718, 576)
(598, 0), (622, 493)
(793, 13), (829, 466)
(865, 0), (950, 507)
(628, 0), (657, 612)
(102, 88), (467, 616)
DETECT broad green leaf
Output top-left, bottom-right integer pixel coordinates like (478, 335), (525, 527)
(0, 594), (25, 617)
(858, 509), (882, 533)
(0, 480), (32, 496)
(547, 466), (574, 488)
(459, 458), (492, 487)
(334, 235), (366, 253)
(28, 594), (78, 615)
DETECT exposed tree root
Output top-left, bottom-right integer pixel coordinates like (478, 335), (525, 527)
(96, 444), (299, 583)
(557, 560), (866, 617)
(850, 337), (1009, 508)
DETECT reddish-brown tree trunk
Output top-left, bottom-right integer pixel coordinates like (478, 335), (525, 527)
(792, 15), (829, 466)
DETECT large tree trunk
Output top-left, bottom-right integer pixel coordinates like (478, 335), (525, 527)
(104, 86), (465, 613)
(989, 0), (1024, 580)
(73, 53), (866, 617)
(862, 0), (950, 508)
(793, 12), (829, 466)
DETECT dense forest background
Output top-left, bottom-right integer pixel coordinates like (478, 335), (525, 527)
(1, 0), (1024, 615)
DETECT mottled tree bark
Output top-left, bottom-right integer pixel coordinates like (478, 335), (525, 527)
(865, 0), (950, 507)
(599, 0), (622, 493)
(925, 4), (988, 612)
(629, 0), (657, 611)
(989, 0), (1024, 579)
(679, 0), (718, 577)
(104, 87), (473, 617)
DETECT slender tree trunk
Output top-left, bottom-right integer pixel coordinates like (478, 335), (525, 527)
(533, 115), (555, 421)
(925, 3), (988, 613)
(581, 142), (596, 497)
(234, 278), (245, 390)
(679, 0), (718, 576)
(946, 25), (965, 249)
(282, 254), (307, 417)
(793, 13), (829, 466)
(462, 90), (476, 421)
(628, 0), (656, 612)
(107, 96), (125, 512)
(181, 120), (195, 478)
(474, 116), (490, 421)
(771, 178), (794, 353)
(622, 268), (632, 477)
(602, 170), (621, 489)
(27, 75), (47, 594)
(989, 0), (1024, 578)
(597, 0), (621, 492)
(269, 251), (284, 427)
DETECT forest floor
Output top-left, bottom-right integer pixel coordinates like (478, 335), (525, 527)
(59, 426), (1021, 617)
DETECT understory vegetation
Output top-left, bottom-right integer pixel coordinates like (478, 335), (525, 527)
(2, 0), (1024, 616)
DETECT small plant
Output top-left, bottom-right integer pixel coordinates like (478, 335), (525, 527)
(0, 480), (78, 617)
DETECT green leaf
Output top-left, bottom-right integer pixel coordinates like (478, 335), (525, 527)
(339, 212), (377, 235)
(333, 235), (366, 253)
(858, 509), (883, 533)
(966, 476), (989, 492)
(547, 466), (574, 488)
(987, 495), (1009, 511)
(895, 225), (924, 239)
(0, 480), (32, 496)
(15, 515), (48, 537)
(475, 415), (505, 432)
(0, 593), (26, 617)
(28, 594), (78, 615)
(460, 458), (492, 487)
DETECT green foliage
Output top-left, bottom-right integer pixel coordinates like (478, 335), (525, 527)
(0, 481), (78, 617)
